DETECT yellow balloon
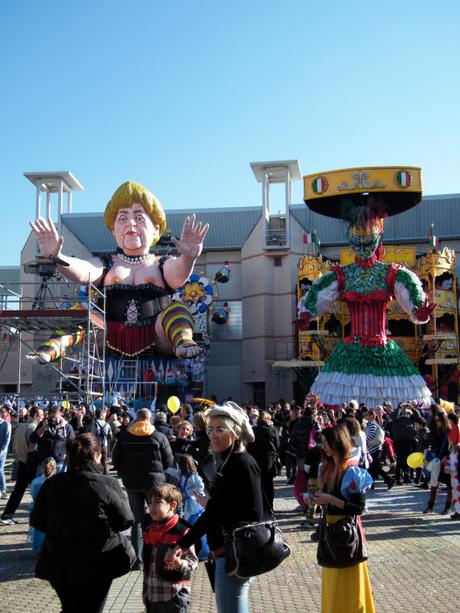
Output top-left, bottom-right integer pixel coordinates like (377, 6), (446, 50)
(407, 452), (425, 469)
(167, 396), (181, 414)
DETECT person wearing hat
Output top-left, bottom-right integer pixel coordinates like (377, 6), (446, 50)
(164, 402), (265, 613)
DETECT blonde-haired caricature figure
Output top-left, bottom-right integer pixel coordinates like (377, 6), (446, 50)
(30, 181), (209, 359)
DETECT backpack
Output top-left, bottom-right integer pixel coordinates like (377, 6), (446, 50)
(94, 418), (111, 449)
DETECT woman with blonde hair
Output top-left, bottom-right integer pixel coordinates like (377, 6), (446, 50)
(165, 402), (264, 613)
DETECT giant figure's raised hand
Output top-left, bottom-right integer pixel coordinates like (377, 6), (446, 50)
(29, 217), (64, 258)
(171, 214), (209, 260)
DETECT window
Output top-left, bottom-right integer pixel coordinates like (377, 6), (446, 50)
(274, 257), (282, 267)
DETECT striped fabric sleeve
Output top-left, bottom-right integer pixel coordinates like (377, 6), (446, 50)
(366, 422), (382, 453)
(394, 267), (427, 323)
(365, 421), (378, 444)
(302, 271), (338, 317)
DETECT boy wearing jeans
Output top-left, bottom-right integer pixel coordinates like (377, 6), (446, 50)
(143, 484), (198, 613)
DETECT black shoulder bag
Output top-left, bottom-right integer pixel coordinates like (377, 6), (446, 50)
(317, 514), (368, 568)
(224, 490), (291, 579)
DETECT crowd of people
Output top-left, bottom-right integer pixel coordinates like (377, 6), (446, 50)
(0, 393), (459, 613)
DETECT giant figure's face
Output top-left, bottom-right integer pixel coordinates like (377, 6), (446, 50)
(348, 223), (381, 260)
(112, 202), (159, 255)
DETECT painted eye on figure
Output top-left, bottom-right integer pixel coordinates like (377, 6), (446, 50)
(117, 214), (128, 223)
(135, 214), (145, 222)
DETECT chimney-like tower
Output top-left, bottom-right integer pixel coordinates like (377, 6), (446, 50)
(250, 160), (301, 250)
(24, 171), (84, 233)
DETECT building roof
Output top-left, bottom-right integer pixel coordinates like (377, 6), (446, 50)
(61, 206), (262, 253)
(60, 193), (460, 253)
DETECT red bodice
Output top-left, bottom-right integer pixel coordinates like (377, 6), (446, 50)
(345, 300), (389, 346)
(332, 263), (399, 347)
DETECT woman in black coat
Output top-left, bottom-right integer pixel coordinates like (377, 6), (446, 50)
(248, 411), (280, 507)
(30, 433), (134, 613)
(165, 402), (265, 613)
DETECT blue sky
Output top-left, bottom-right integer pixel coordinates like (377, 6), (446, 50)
(1, 0), (459, 265)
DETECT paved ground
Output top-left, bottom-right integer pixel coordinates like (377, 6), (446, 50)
(1, 461), (459, 613)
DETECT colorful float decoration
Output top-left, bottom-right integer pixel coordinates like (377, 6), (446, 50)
(27, 328), (85, 363)
(174, 262), (232, 316)
(211, 302), (231, 325)
(298, 166), (437, 408)
(177, 274), (215, 314)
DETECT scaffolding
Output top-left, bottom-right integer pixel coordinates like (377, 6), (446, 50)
(0, 271), (106, 405)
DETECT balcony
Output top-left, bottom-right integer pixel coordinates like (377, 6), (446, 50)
(265, 216), (288, 249)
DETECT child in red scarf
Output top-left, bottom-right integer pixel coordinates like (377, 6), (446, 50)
(143, 483), (198, 612)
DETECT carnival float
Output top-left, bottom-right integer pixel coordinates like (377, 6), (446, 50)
(296, 166), (460, 407)
(0, 179), (233, 407)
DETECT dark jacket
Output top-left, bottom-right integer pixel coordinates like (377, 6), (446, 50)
(30, 418), (75, 463)
(69, 414), (95, 436)
(415, 426), (430, 452)
(390, 409), (419, 442)
(304, 444), (322, 479)
(30, 462), (134, 583)
(248, 423), (279, 476)
(170, 436), (197, 457)
(178, 449), (265, 552)
(154, 421), (174, 438)
(191, 430), (213, 466)
(112, 421), (174, 490)
(289, 414), (318, 459)
(428, 429), (450, 459)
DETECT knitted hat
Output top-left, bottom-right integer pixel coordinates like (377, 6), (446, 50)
(206, 401), (255, 444)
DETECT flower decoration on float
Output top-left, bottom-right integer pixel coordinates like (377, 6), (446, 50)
(177, 273), (215, 314)
(175, 263), (232, 316)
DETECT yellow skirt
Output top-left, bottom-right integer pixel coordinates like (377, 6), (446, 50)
(321, 516), (375, 613)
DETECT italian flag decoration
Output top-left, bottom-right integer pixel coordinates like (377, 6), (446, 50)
(311, 175), (329, 195)
(394, 170), (412, 188)
(303, 230), (318, 245)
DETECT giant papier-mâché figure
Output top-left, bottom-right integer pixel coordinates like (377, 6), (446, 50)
(30, 181), (209, 359)
(299, 166), (435, 407)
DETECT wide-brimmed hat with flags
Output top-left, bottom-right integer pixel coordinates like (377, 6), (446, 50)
(303, 166), (422, 221)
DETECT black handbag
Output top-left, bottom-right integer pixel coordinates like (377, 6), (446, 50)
(317, 514), (368, 568)
(101, 533), (137, 578)
(224, 519), (291, 579)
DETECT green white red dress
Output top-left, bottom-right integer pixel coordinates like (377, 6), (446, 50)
(301, 257), (432, 407)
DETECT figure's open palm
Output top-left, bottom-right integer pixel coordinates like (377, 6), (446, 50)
(171, 214), (209, 259)
(29, 217), (63, 258)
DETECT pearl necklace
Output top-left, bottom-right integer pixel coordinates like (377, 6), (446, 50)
(117, 252), (152, 265)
